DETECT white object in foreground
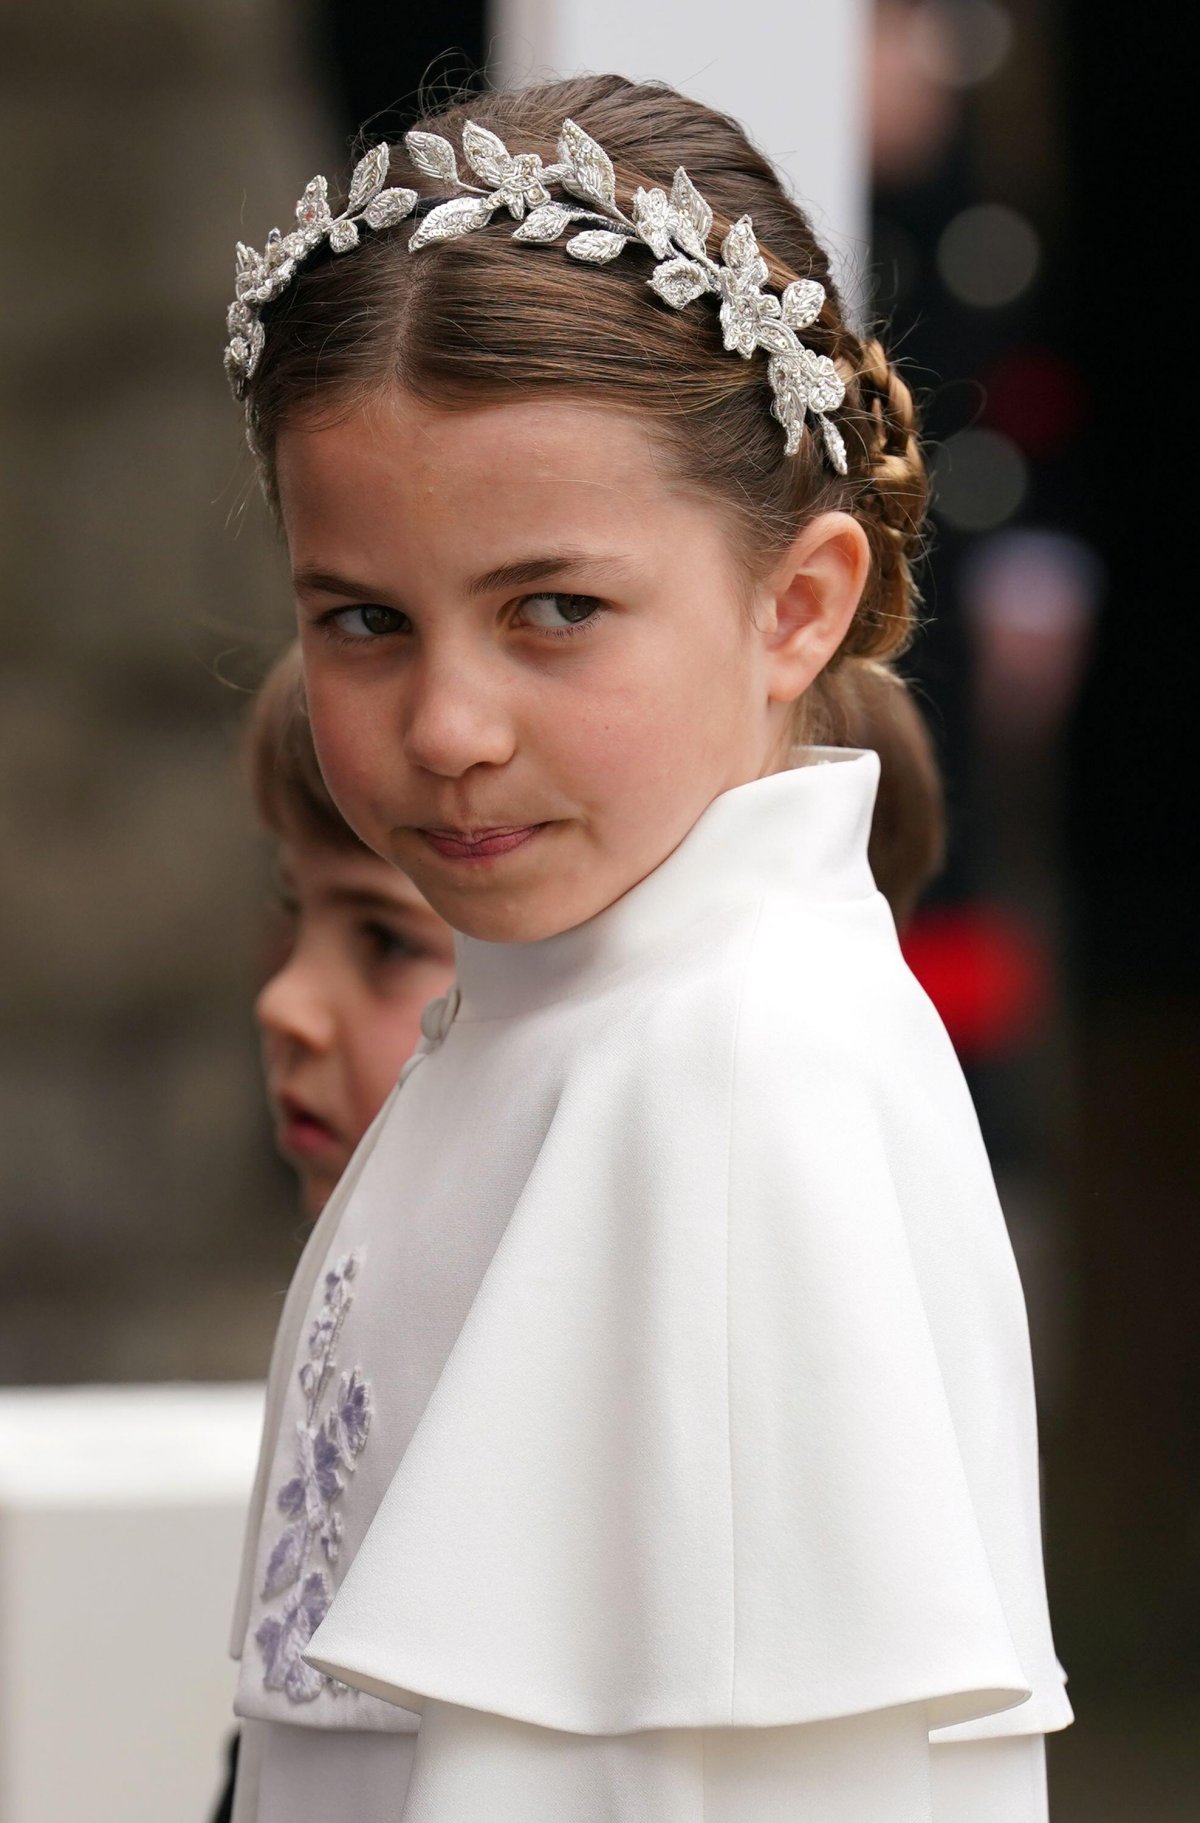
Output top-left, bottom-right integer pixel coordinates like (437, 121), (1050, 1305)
(0, 1382), (264, 1823)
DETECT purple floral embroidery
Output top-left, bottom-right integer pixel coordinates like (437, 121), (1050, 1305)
(255, 1250), (373, 1702)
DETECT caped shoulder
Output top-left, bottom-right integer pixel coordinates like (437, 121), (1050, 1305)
(577, 884), (917, 1096)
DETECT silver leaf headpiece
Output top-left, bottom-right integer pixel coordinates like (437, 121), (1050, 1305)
(224, 118), (848, 474)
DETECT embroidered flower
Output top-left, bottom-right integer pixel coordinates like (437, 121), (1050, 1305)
(256, 1571), (331, 1704)
(256, 1250), (373, 1703)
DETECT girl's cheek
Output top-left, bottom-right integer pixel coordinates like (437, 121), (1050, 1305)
(311, 728), (386, 843)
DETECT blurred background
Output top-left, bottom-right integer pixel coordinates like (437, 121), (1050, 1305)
(0, 1), (1196, 1817)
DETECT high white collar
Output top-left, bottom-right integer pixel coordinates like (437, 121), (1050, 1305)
(452, 746), (881, 1022)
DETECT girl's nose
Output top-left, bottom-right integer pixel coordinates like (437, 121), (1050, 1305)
(402, 653), (517, 777)
(254, 955), (338, 1055)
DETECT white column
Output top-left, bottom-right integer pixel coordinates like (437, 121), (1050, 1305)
(489, 0), (869, 308)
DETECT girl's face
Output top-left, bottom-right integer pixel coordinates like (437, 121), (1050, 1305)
(256, 838), (456, 1216)
(277, 391), (798, 943)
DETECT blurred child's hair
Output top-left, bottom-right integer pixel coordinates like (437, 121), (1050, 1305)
(241, 73), (944, 920)
(245, 642), (366, 853)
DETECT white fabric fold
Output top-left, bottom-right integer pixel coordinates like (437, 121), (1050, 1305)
(396, 1700), (938, 1823)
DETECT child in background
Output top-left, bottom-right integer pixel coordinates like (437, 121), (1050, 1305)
(247, 643), (457, 1218)
(222, 73), (1070, 1822)
(212, 643), (457, 1821)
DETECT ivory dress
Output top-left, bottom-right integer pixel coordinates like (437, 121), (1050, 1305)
(228, 745), (1073, 1822)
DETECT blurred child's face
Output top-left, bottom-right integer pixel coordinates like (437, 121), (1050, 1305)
(255, 837), (457, 1216)
(278, 391), (831, 943)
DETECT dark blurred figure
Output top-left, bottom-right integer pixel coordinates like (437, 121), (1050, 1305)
(1056, 0), (1200, 1796)
(870, 2), (1199, 1816)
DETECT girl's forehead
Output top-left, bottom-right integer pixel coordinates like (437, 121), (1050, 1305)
(277, 389), (674, 522)
(277, 389), (723, 597)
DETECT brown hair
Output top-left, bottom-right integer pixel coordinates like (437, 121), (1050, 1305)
(245, 641), (366, 853)
(243, 73), (944, 922)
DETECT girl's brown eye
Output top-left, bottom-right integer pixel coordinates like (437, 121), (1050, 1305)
(520, 593), (605, 636)
(330, 604), (408, 639)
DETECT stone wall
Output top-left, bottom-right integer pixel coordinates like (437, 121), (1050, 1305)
(0, 0), (337, 1379)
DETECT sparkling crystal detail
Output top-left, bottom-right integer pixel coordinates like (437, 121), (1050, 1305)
(222, 117), (849, 468)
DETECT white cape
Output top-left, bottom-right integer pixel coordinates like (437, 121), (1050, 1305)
(248, 748), (1075, 1747)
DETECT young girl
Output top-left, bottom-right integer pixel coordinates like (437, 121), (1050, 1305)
(222, 74), (1071, 1822)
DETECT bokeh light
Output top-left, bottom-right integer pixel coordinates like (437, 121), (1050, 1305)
(931, 426), (1028, 531)
(937, 202), (1040, 307)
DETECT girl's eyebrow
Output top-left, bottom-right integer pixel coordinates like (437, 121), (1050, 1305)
(292, 566), (384, 600)
(466, 553), (629, 596)
(292, 552), (630, 602)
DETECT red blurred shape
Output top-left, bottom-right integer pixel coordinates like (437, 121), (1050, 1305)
(900, 901), (1052, 1058)
(981, 347), (1088, 457)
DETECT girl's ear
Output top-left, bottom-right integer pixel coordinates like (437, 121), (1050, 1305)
(757, 511), (872, 707)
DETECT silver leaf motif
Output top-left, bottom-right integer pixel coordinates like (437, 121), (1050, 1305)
(768, 356), (811, 457)
(648, 257), (709, 309)
(296, 176), (331, 233)
(461, 121), (513, 190)
(404, 130), (460, 183)
(328, 218), (359, 253)
(566, 229), (627, 264)
(755, 318), (796, 358)
(347, 143), (389, 213)
(819, 414), (849, 475)
(245, 318), (264, 378)
(797, 347), (845, 414)
(513, 202), (574, 242)
(631, 187), (678, 260)
(364, 187), (418, 230)
(782, 278), (825, 331)
(557, 118), (616, 208)
(670, 167), (713, 250)
(409, 196), (496, 250)
(224, 116), (848, 468)
(721, 215), (768, 288)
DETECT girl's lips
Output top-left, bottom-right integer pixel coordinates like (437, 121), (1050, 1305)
(418, 823), (546, 861)
(276, 1096), (346, 1162)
